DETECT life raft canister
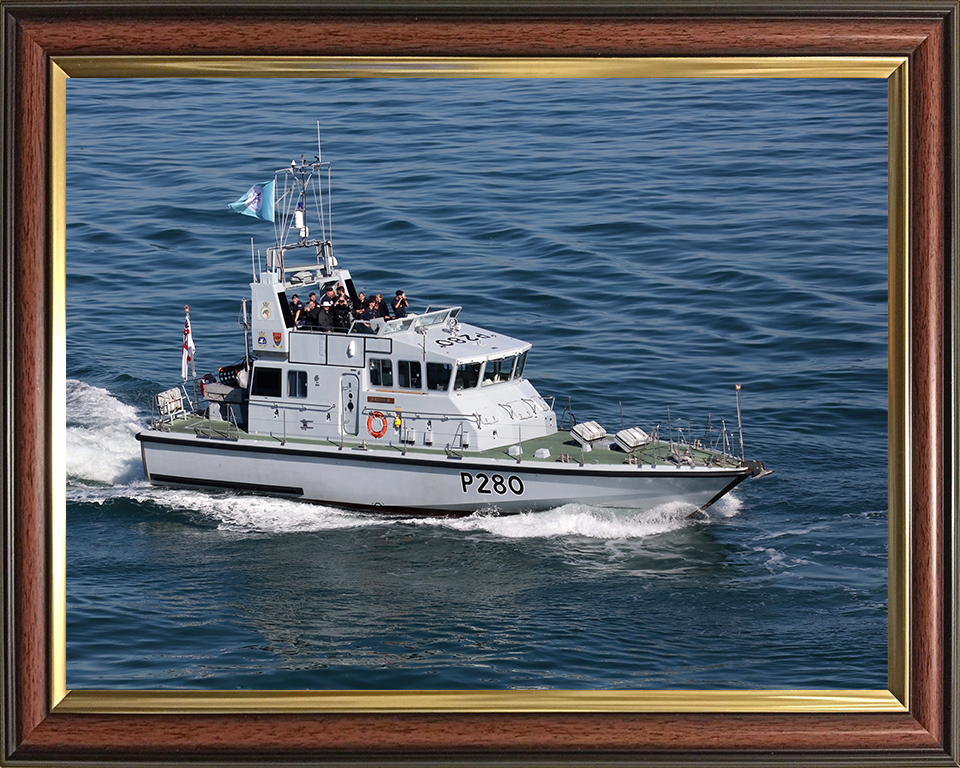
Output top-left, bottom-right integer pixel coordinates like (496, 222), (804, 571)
(367, 411), (388, 439)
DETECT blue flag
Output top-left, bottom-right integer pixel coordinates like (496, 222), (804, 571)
(228, 180), (275, 222)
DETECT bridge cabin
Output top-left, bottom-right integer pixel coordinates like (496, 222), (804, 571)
(236, 241), (557, 452)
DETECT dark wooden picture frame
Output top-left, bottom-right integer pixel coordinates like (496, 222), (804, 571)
(2, 3), (957, 765)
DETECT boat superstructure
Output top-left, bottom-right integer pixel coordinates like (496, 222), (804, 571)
(137, 152), (771, 515)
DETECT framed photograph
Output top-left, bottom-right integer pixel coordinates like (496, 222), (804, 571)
(2, 2), (957, 765)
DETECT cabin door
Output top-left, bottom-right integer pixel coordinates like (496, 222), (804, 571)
(340, 373), (360, 436)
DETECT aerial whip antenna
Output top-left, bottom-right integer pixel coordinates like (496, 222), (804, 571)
(735, 383), (745, 461)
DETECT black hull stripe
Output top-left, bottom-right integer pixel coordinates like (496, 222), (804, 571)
(149, 474), (304, 496)
(137, 432), (751, 480)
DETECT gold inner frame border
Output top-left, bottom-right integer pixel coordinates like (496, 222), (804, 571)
(49, 55), (909, 716)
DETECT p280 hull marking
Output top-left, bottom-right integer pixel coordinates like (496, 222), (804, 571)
(460, 472), (525, 495)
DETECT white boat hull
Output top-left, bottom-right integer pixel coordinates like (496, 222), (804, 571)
(138, 432), (751, 515)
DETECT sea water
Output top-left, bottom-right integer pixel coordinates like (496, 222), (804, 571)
(65, 77), (888, 689)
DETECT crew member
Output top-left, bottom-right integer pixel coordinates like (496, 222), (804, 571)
(374, 293), (391, 321)
(316, 299), (336, 332)
(289, 294), (304, 326)
(333, 286), (353, 329)
(392, 290), (409, 319)
(303, 297), (321, 328)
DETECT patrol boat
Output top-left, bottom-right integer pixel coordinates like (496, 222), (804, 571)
(137, 152), (772, 516)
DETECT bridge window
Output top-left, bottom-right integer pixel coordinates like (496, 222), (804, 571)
(250, 366), (282, 398)
(398, 360), (422, 389)
(369, 358), (393, 387)
(515, 350), (528, 380)
(454, 362), (481, 390)
(288, 370), (308, 398)
(426, 362), (453, 391)
(482, 357), (516, 386)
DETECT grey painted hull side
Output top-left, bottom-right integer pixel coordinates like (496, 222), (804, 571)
(138, 432), (749, 515)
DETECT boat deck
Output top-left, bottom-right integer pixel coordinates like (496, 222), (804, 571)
(151, 413), (743, 470)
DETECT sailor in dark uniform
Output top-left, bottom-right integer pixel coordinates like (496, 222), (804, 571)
(333, 286), (353, 329)
(303, 297), (321, 328)
(373, 293), (391, 321)
(322, 284), (337, 307)
(289, 294), (304, 326)
(316, 299), (336, 332)
(392, 290), (409, 319)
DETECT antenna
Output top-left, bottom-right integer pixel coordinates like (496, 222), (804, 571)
(317, 121), (322, 163)
(735, 383), (745, 461)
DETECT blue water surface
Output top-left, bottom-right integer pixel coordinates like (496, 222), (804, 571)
(65, 77), (888, 690)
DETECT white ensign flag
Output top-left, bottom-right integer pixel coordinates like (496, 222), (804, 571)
(181, 314), (196, 380)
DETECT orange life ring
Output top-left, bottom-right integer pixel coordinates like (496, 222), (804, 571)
(367, 411), (388, 439)
(200, 373), (216, 397)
